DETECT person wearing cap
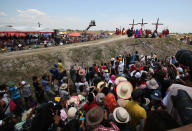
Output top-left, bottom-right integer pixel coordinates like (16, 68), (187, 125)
(147, 90), (166, 112)
(86, 106), (119, 131)
(103, 69), (110, 82)
(144, 78), (159, 98)
(20, 81), (33, 109)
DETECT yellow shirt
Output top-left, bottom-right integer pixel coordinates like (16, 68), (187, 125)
(58, 62), (64, 72)
(125, 100), (146, 128)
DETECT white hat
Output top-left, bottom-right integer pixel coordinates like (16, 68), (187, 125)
(21, 81), (26, 85)
(113, 107), (130, 123)
(177, 67), (183, 73)
(97, 81), (108, 89)
(117, 99), (127, 107)
(116, 81), (133, 99)
(111, 58), (115, 61)
(135, 72), (141, 78)
(115, 76), (127, 85)
(60, 83), (68, 90)
(78, 94), (85, 102)
(149, 68), (154, 74)
(67, 107), (77, 119)
(146, 79), (159, 89)
(96, 93), (105, 105)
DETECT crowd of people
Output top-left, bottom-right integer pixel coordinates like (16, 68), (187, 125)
(0, 32), (109, 52)
(115, 28), (170, 38)
(0, 49), (192, 131)
(180, 35), (192, 45)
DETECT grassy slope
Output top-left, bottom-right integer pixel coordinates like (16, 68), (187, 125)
(0, 37), (192, 84)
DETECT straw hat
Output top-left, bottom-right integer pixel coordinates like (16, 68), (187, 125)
(86, 106), (104, 126)
(115, 76), (127, 85)
(117, 99), (127, 107)
(146, 79), (159, 89)
(116, 81), (133, 99)
(60, 83), (68, 90)
(67, 107), (77, 119)
(66, 96), (80, 107)
(97, 81), (108, 89)
(78, 69), (86, 76)
(113, 107), (130, 123)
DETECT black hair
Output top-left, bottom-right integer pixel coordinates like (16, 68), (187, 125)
(0, 84), (6, 90)
(42, 74), (47, 80)
(58, 59), (62, 62)
(102, 87), (109, 96)
(79, 85), (84, 92)
(131, 89), (145, 104)
(87, 93), (94, 103)
(32, 76), (38, 81)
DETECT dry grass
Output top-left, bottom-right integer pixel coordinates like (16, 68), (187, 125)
(0, 36), (192, 85)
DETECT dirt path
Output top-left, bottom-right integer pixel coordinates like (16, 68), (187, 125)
(0, 35), (127, 59)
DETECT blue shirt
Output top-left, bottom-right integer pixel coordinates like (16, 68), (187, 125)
(9, 86), (20, 99)
(42, 80), (51, 92)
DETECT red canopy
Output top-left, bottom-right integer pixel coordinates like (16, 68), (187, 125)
(68, 32), (81, 37)
(7, 32), (27, 37)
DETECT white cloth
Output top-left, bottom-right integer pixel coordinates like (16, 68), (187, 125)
(118, 60), (124, 74)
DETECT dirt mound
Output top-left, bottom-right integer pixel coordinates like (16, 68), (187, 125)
(0, 36), (191, 84)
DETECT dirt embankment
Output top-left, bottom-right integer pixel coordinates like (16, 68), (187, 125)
(0, 36), (192, 84)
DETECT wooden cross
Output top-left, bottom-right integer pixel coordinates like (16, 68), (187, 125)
(129, 19), (137, 29)
(152, 18), (163, 31)
(137, 18), (148, 28)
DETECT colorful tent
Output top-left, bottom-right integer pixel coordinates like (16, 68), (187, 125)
(68, 32), (81, 37)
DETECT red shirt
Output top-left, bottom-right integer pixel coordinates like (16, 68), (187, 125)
(94, 66), (98, 73)
(84, 103), (98, 112)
